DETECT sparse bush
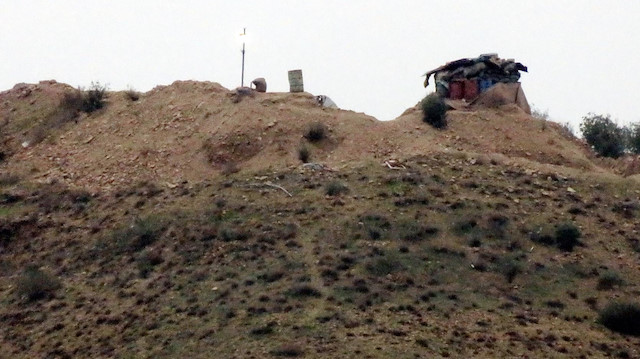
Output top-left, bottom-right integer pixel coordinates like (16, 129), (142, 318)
(359, 214), (391, 240)
(498, 256), (523, 283)
(421, 92), (447, 129)
(0, 173), (20, 186)
(81, 81), (108, 113)
(325, 181), (348, 196)
(531, 106), (549, 122)
(559, 122), (577, 140)
(286, 285), (322, 298)
(395, 220), (439, 242)
(451, 216), (478, 236)
(303, 121), (328, 142)
(597, 271), (625, 290)
(297, 145), (310, 163)
(529, 225), (556, 246)
(218, 225), (249, 242)
(221, 161), (240, 175)
(555, 222), (581, 252)
(598, 301), (640, 336)
(111, 216), (165, 252)
(137, 249), (164, 278)
(486, 213), (509, 239)
(270, 344), (304, 357)
(580, 113), (625, 158)
(366, 255), (404, 276)
(124, 87), (140, 101)
(15, 265), (61, 301)
(59, 91), (84, 115)
(530, 222), (581, 252)
(250, 322), (275, 335)
(28, 82), (108, 144)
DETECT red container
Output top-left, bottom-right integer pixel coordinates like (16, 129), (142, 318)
(449, 81), (464, 100)
(463, 79), (479, 100)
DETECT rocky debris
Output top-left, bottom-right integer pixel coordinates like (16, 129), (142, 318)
(316, 95), (338, 109)
(229, 87), (255, 103)
(251, 78), (267, 93)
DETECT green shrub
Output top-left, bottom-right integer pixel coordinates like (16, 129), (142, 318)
(555, 222), (581, 252)
(303, 121), (328, 142)
(597, 271), (625, 290)
(627, 123), (640, 155)
(421, 93), (447, 129)
(598, 301), (640, 336)
(325, 181), (348, 196)
(15, 265), (61, 301)
(580, 113), (625, 158)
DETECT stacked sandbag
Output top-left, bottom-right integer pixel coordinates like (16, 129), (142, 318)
(424, 54), (527, 101)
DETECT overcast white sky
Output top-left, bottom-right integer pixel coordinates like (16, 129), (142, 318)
(1, 1), (639, 129)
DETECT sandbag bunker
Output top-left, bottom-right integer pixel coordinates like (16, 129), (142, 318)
(424, 54), (528, 101)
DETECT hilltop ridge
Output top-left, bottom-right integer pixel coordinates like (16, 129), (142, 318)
(0, 80), (613, 192)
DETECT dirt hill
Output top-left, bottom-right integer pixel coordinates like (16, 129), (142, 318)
(1, 81), (640, 358)
(1, 80), (609, 192)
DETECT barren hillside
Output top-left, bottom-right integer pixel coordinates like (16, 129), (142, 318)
(1, 81), (639, 358)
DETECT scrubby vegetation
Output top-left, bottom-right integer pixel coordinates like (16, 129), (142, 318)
(2, 78), (640, 357)
(579, 113), (640, 158)
(297, 145), (310, 163)
(108, 215), (165, 253)
(28, 82), (108, 144)
(81, 81), (108, 112)
(598, 302), (640, 336)
(15, 265), (61, 302)
(124, 86), (140, 101)
(324, 180), (348, 196)
(530, 222), (581, 252)
(1, 151), (639, 358)
(627, 123), (640, 154)
(303, 121), (328, 142)
(421, 92), (447, 129)
(597, 270), (625, 290)
(580, 113), (625, 158)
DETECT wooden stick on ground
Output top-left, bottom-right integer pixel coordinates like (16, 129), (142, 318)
(264, 181), (293, 197)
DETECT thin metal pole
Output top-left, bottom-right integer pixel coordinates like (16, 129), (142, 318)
(241, 28), (246, 87)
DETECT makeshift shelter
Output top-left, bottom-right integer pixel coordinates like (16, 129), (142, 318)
(423, 54), (530, 113)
